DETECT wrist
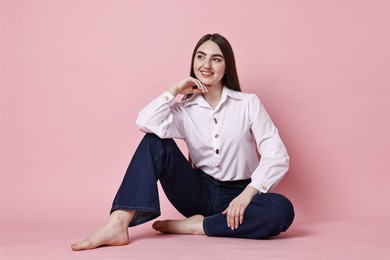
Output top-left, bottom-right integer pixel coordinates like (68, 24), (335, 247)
(242, 185), (260, 198)
(168, 85), (179, 96)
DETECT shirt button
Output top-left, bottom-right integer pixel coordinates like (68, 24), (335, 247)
(214, 163), (220, 168)
(215, 149), (219, 154)
(214, 134), (219, 138)
(213, 118), (218, 124)
(164, 96), (169, 101)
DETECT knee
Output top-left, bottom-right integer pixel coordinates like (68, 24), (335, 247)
(272, 193), (294, 212)
(140, 133), (177, 157)
(243, 193), (295, 238)
(142, 133), (161, 142)
(254, 193), (294, 229)
(141, 133), (166, 149)
(267, 193), (295, 231)
(142, 133), (174, 146)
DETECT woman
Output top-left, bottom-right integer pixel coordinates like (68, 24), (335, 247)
(71, 33), (294, 251)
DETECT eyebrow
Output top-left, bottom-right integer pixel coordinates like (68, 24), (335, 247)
(196, 51), (224, 59)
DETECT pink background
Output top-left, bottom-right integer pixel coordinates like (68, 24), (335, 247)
(1, 0), (390, 255)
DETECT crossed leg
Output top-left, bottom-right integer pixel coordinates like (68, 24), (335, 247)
(152, 215), (205, 235)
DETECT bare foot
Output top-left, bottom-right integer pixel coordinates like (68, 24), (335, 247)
(152, 215), (205, 235)
(71, 210), (134, 251)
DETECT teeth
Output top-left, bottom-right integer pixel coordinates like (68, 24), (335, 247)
(201, 71), (213, 75)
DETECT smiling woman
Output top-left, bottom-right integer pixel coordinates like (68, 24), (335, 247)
(72, 33), (294, 251)
(190, 34), (241, 92)
(193, 42), (226, 88)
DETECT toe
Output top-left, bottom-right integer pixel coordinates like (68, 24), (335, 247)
(71, 242), (83, 251)
(152, 221), (161, 230)
(71, 239), (92, 251)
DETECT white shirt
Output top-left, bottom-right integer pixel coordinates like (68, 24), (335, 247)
(136, 87), (289, 193)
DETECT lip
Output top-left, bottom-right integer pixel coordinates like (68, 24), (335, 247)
(200, 71), (214, 77)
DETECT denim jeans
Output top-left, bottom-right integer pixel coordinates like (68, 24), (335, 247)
(111, 133), (294, 239)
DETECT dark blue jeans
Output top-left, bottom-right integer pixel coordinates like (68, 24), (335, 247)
(111, 134), (294, 239)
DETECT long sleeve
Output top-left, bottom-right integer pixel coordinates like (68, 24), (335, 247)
(247, 95), (290, 193)
(136, 88), (289, 189)
(136, 92), (184, 139)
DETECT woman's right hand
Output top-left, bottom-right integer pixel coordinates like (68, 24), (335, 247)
(168, 77), (208, 96)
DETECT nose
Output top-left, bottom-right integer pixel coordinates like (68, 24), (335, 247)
(203, 59), (211, 68)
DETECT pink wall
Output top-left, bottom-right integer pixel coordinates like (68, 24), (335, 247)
(1, 0), (390, 229)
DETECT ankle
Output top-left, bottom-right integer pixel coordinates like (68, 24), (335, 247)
(110, 210), (135, 227)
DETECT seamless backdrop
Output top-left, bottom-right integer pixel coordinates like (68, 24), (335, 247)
(1, 0), (390, 233)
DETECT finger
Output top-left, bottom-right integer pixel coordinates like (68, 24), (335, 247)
(229, 209), (235, 230)
(190, 84), (202, 93)
(200, 82), (208, 92)
(191, 78), (207, 93)
(194, 81), (207, 93)
(191, 86), (203, 93)
(239, 207), (245, 225)
(226, 209), (232, 228)
(182, 77), (200, 91)
(234, 208), (240, 229)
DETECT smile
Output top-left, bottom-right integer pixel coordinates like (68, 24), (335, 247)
(201, 71), (214, 76)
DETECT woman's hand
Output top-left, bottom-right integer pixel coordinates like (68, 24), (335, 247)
(168, 77), (208, 96)
(222, 186), (259, 230)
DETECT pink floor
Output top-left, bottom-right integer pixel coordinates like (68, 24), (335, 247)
(1, 220), (389, 260)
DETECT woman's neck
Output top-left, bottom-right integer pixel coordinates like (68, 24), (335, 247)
(202, 84), (223, 110)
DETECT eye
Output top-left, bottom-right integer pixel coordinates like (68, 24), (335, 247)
(213, 58), (222, 62)
(196, 55), (205, 60)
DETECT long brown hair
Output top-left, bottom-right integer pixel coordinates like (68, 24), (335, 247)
(190, 33), (241, 92)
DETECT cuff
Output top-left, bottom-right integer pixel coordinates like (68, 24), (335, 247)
(248, 182), (269, 193)
(160, 91), (175, 104)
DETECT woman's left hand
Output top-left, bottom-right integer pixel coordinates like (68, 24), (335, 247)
(222, 186), (259, 230)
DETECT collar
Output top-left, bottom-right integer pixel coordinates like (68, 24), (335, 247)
(183, 86), (242, 108)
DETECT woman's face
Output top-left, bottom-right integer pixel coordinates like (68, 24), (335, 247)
(193, 40), (226, 88)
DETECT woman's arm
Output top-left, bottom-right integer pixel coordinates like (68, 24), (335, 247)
(136, 77), (207, 138)
(222, 95), (289, 230)
(168, 76), (208, 96)
(222, 185), (259, 230)
(247, 94), (290, 193)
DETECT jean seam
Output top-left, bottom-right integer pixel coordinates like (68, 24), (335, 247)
(111, 205), (160, 213)
(203, 217), (210, 236)
(111, 205), (161, 227)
